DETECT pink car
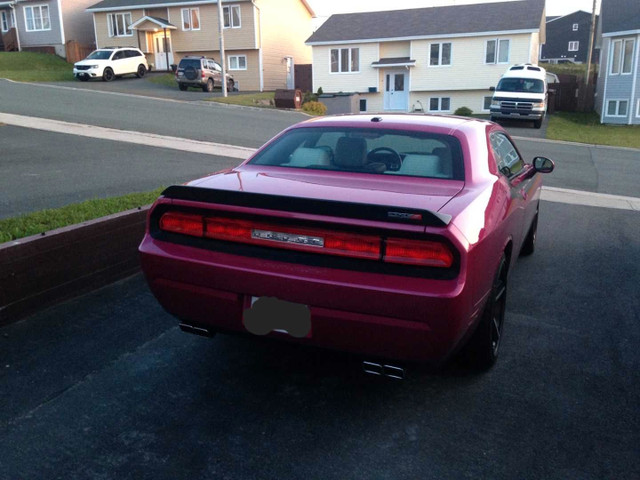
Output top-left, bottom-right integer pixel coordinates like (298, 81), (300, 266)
(139, 114), (554, 373)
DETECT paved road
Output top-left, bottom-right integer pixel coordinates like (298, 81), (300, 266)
(0, 125), (239, 219)
(0, 79), (307, 148)
(1, 200), (638, 479)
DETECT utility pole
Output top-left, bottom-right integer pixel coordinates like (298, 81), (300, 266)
(217, 0), (228, 97)
(585, 0), (598, 86)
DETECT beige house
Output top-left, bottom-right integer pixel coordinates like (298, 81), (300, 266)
(306, 0), (546, 114)
(86, 0), (314, 91)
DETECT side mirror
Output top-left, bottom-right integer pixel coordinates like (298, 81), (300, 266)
(489, 86), (496, 92)
(533, 156), (555, 173)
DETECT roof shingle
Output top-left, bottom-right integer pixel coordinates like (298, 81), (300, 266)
(306, 0), (545, 44)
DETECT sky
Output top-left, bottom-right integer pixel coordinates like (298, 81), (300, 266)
(307, 0), (600, 19)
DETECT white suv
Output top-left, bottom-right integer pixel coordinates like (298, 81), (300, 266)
(73, 47), (148, 82)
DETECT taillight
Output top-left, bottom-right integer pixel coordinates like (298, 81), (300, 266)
(384, 238), (454, 268)
(158, 212), (453, 268)
(159, 212), (203, 237)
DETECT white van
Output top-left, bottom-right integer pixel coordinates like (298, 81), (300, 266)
(489, 64), (548, 129)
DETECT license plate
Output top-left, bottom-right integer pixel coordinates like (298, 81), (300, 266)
(244, 296), (311, 338)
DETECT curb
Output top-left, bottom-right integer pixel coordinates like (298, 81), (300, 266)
(0, 206), (149, 327)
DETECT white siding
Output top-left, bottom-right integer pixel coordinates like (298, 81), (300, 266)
(312, 43), (379, 93)
(411, 33), (535, 92)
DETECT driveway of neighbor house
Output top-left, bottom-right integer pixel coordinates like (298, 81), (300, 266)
(46, 72), (236, 102)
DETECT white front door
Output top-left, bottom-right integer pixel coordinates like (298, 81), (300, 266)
(285, 57), (294, 89)
(384, 71), (408, 111)
(153, 32), (174, 71)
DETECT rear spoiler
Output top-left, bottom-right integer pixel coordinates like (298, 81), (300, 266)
(161, 185), (451, 227)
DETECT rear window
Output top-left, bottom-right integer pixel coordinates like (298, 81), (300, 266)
(248, 127), (464, 180)
(178, 59), (201, 69)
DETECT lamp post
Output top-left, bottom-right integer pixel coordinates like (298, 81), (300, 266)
(217, 0), (228, 97)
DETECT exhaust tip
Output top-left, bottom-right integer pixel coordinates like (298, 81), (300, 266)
(179, 323), (215, 338)
(363, 361), (405, 380)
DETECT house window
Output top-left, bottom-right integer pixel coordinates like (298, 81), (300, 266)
(107, 12), (132, 37)
(610, 39), (636, 75)
(486, 39), (510, 64)
(429, 97), (451, 112)
(636, 99), (640, 117)
(359, 99), (367, 112)
(24, 5), (50, 32)
(181, 8), (200, 31)
(606, 99), (628, 117)
(610, 40), (622, 74)
(223, 5), (241, 28)
(483, 96), (492, 111)
(572, 23), (579, 31)
(429, 42), (452, 66)
(622, 39), (635, 74)
(1, 11), (8, 32)
(228, 55), (247, 70)
(568, 41), (579, 52)
(330, 48), (359, 73)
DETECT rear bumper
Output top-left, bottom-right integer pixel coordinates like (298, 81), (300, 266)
(139, 236), (478, 363)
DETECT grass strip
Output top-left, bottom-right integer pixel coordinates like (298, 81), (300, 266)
(146, 73), (176, 88)
(0, 188), (164, 243)
(208, 91), (275, 108)
(547, 112), (640, 149)
(0, 52), (74, 82)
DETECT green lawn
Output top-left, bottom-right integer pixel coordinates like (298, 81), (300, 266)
(208, 91), (275, 107)
(146, 72), (176, 88)
(547, 112), (640, 149)
(0, 188), (164, 243)
(0, 51), (74, 81)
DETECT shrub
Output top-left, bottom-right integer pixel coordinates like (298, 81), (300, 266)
(454, 106), (473, 117)
(302, 91), (318, 104)
(302, 101), (327, 116)
(316, 87), (324, 95)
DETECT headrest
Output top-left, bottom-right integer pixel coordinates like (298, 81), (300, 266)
(334, 137), (367, 168)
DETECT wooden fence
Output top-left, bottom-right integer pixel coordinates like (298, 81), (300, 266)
(65, 40), (95, 64)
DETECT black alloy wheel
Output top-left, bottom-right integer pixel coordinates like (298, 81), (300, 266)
(464, 254), (508, 370)
(102, 68), (114, 82)
(520, 210), (538, 256)
(136, 64), (146, 78)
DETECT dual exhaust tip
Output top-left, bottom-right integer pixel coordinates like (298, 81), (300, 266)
(179, 323), (405, 379)
(362, 361), (405, 380)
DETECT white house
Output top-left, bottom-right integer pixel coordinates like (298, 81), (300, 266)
(306, 0), (546, 114)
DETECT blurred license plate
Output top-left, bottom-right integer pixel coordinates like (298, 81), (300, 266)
(244, 296), (311, 338)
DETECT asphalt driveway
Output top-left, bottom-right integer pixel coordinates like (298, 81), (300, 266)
(47, 71), (239, 102)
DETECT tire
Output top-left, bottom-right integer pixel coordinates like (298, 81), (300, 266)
(178, 83), (188, 91)
(520, 211), (538, 256)
(203, 78), (214, 93)
(136, 64), (146, 78)
(533, 116), (544, 129)
(102, 68), (114, 82)
(78, 75), (89, 82)
(227, 79), (235, 92)
(464, 254), (508, 371)
(184, 66), (197, 80)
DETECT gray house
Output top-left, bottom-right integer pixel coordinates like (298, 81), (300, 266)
(540, 10), (599, 64)
(595, 0), (640, 124)
(0, 0), (96, 58)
